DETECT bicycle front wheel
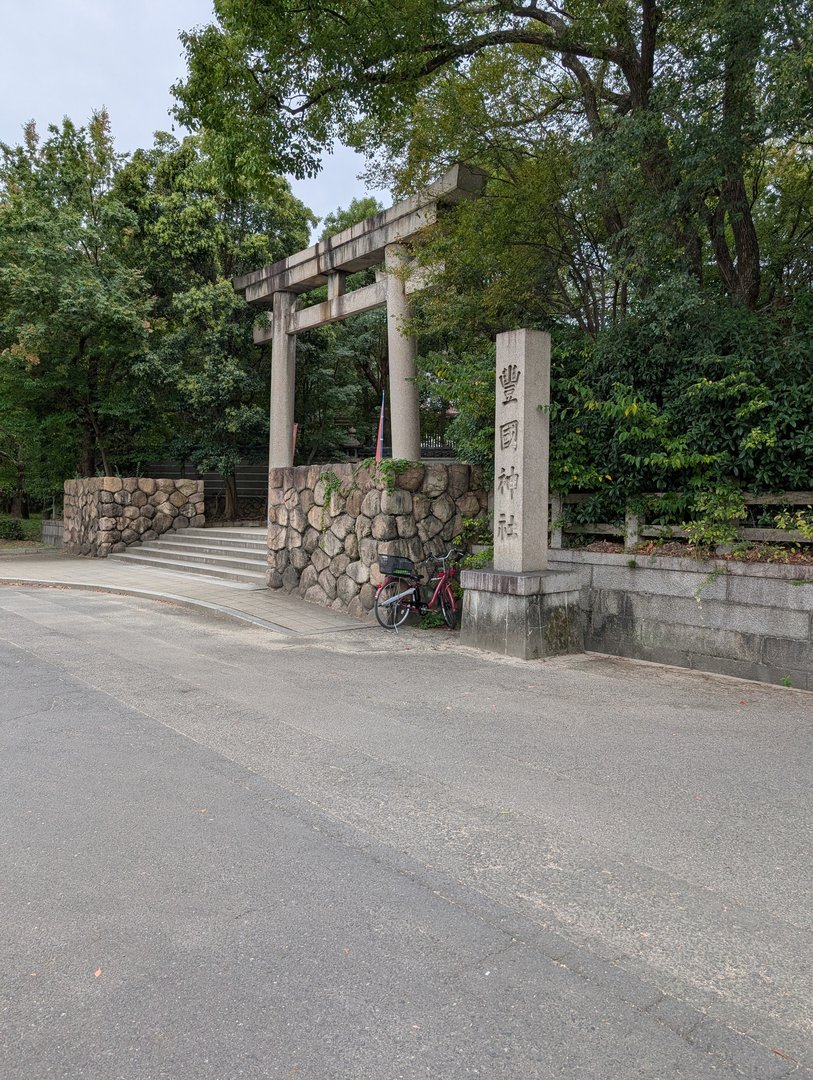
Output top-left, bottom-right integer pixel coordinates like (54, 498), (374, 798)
(440, 586), (457, 629)
(375, 579), (413, 629)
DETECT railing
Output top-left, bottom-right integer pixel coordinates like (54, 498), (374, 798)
(549, 491), (813, 551)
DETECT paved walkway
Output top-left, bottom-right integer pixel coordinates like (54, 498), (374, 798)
(0, 550), (364, 635)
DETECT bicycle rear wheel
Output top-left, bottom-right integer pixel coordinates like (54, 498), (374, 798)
(375, 579), (413, 629)
(440, 586), (457, 629)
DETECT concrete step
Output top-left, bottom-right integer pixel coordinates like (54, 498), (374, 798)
(111, 546), (267, 573)
(140, 539), (268, 561)
(108, 551), (268, 586)
(159, 535), (267, 552)
(192, 527), (267, 540)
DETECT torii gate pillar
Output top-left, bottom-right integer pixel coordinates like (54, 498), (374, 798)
(384, 244), (421, 462)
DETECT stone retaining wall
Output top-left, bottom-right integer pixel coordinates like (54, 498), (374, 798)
(548, 550), (813, 690)
(268, 462), (487, 617)
(63, 478), (205, 557)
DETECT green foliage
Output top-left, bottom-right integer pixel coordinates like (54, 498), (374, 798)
(370, 458), (413, 494)
(0, 113), (152, 482)
(459, 545), (493, 571)
(685, 488), (747, 548)
(0, 517), (25, 541)
(453, 515), (492, 548)
(775, 508), (813, 541)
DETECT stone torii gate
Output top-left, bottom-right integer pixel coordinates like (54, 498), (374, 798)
(232, 164), (486, 467)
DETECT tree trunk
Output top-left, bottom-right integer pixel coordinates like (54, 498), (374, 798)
(79, 421), (96, 477)
(223, 473), (240, 521)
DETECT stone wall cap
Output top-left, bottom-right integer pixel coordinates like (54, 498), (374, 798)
(549, 549), (813, 581)
(461, 568), (583, 596)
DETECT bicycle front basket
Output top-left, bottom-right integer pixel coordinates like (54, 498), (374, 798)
(378, 552), (416, 577)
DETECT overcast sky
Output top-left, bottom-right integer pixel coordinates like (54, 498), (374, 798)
(0, 0), (386, 236)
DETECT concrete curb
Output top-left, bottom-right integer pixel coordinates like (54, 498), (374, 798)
(0, 576), (363, 636)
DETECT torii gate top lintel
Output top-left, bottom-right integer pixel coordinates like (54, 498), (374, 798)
(233, 163), (486, 305)
(234, 163), (486, 468)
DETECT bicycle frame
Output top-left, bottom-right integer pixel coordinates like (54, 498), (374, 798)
(378, 566), (457, 613)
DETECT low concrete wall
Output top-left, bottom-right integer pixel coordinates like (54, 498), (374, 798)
(63, 478), (204, 557)
(548, 550), (813, 690)
(268, 461), (487, 616)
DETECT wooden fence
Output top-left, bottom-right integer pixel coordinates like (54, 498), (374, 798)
(549, 491), (813, 551)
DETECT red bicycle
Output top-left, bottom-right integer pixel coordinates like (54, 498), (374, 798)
(374, 549), (462, 630)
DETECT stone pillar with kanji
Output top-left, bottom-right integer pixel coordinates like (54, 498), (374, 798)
(493, 330), (549, 573)
(460, 329), (585, 660)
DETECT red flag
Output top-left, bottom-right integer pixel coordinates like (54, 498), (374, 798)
(375, 391), (385, 462)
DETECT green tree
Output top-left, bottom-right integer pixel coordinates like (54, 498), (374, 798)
(114, 134), (314, 516)
(175, 1), (813, 312)
(0, 112), (152, 481)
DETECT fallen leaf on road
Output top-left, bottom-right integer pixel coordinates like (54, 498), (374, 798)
(94, 968), (102, 978)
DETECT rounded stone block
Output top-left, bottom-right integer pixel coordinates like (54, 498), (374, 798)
(307, 505), (325, 531)
(456, 493), (481, 518)
(446, 464), (470, 500)
(412, 494), (431, 521)
(431, 493), (456, 524)
(345, 490), (364, 517)
(396, 464), (425, 492)
(355, 515), (373, 540)
(418, 515), (444, 541)
(173, 515), (189, 530)
(131, 490), (148, 508)
(396, 516), (417, 539)
(269, 524), (288, 551)
(337, 576), (359, 604)
(421, 464), (448, 497)
(153, 513), (173, 534)
(120, 528), (138, 544)
(381, 489), (412, 515)
(330, 514), (354, 540)
(359, 537), (377, 565)
(304, 583), (329, 606)
(330, 553), (350, 576)
(169, 490), (187, 508)
(311, 546), (330, 573)
(346, 560), (370, 584)
(303, 528), (321, 554)
(371, 514), (397, 541)
(101, 477), (123, 493)
(282, 565), (300, 591)
(290, 547), (310, 571)
(300, 565), (319, 592)
(344, 533), (358, 559)
(268, 569), (284, 589)
(321, 531), (344, 557)
(361, 490), (381, 518)
(318, 570), (337, 600)
(289, 508), (307, 534)
(138, 477), (157, 495)
(122, 478), (138, 493)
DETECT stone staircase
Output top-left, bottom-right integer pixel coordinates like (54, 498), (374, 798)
(108, 527), (269, 589)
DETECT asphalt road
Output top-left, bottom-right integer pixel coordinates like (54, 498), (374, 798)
(1, 586), (811, 1078)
